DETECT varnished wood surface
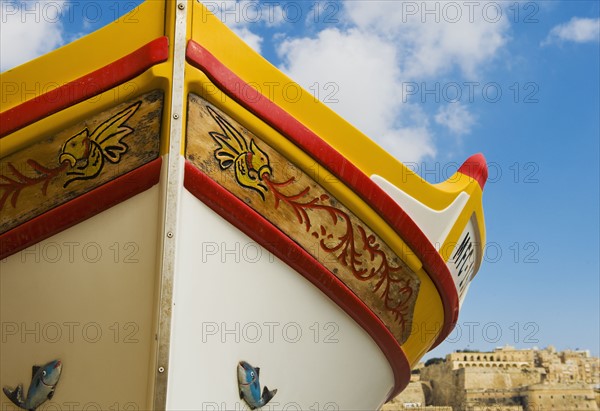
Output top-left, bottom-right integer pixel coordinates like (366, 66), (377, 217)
(0, 90), (163, 234)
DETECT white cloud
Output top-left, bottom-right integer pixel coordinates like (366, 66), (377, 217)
(0, 1), (66, 72)
(343, 1), (509, 78)
(263, 3), (286, 28)
(435, 103), (476, 136)
(229, 26), (263, 53)
(278, 28), (438, 162)
(305, 1), (340, 26)
(278, 28), (402, 137)
(277, 1), (509, 162)
(379, 127), (437, 164)
(543, 17), (600, 46)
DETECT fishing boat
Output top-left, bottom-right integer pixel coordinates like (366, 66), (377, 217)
(0, 1), (487, 410)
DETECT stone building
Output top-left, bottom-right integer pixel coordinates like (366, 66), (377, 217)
(537, 347), (600, 385)
(521, 382), (597, 410)
(384, 346), (599, 411)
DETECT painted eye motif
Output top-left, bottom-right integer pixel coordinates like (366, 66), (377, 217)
(250, 371), (255, 378)
(42, 370), (47, 376)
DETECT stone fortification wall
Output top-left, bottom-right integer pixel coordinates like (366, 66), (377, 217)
(521, 383), (598, 411)
(461, 367), (544, 389)
(420, 361), (459, 407)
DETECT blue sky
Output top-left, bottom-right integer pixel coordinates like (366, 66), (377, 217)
(1, 1), (598, 358)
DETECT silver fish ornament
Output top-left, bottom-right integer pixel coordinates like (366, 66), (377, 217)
(237, 361), (277, 410)
(3, 360), (62, 411)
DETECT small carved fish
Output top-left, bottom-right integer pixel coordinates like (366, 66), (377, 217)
(3, 360), (62, 411)
(59, 101), (141, 187)
(207, 106), (272, 199)
(237, 361), (277, 410)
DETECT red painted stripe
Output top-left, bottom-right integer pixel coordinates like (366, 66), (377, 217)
(458, 153), (488, 189)
(0, 37), (169, 138)
(184, 161), (410, 399)
(185, 40), (458, 348)
(0, 158), (162, 260)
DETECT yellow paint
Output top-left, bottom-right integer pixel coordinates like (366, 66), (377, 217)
(0, 1), (166, 111)
(0, 0), (486, 373)
(186, 0), (484, 360)
(187, 0), (486, 264)
(1, 70), (171, 157)
(189, 1), (486, 213)
(404, 271), (445, 365)
(0, 1), (177, 157)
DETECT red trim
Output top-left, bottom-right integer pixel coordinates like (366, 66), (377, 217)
(185, 40), (459, 348)
(0, 158), (162, 260)
(184, 161), (410, 399)
(0, 37), (169, 138)
(458, 153), (488, 189)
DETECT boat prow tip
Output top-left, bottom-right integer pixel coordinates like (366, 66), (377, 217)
(458, 153), (488, 190)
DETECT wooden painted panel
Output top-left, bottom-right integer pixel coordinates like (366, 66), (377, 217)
(0, 90), (163, 234)
(186, 94), (420, 344)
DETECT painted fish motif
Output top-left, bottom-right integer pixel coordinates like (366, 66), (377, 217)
(3, 360), (62, 411)
(207, 106), (272, 200)
(59, 101), (141, 187)
(237, 361), (277, 410)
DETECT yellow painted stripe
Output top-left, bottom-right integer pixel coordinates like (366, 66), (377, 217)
(0, 1), (167, 111)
